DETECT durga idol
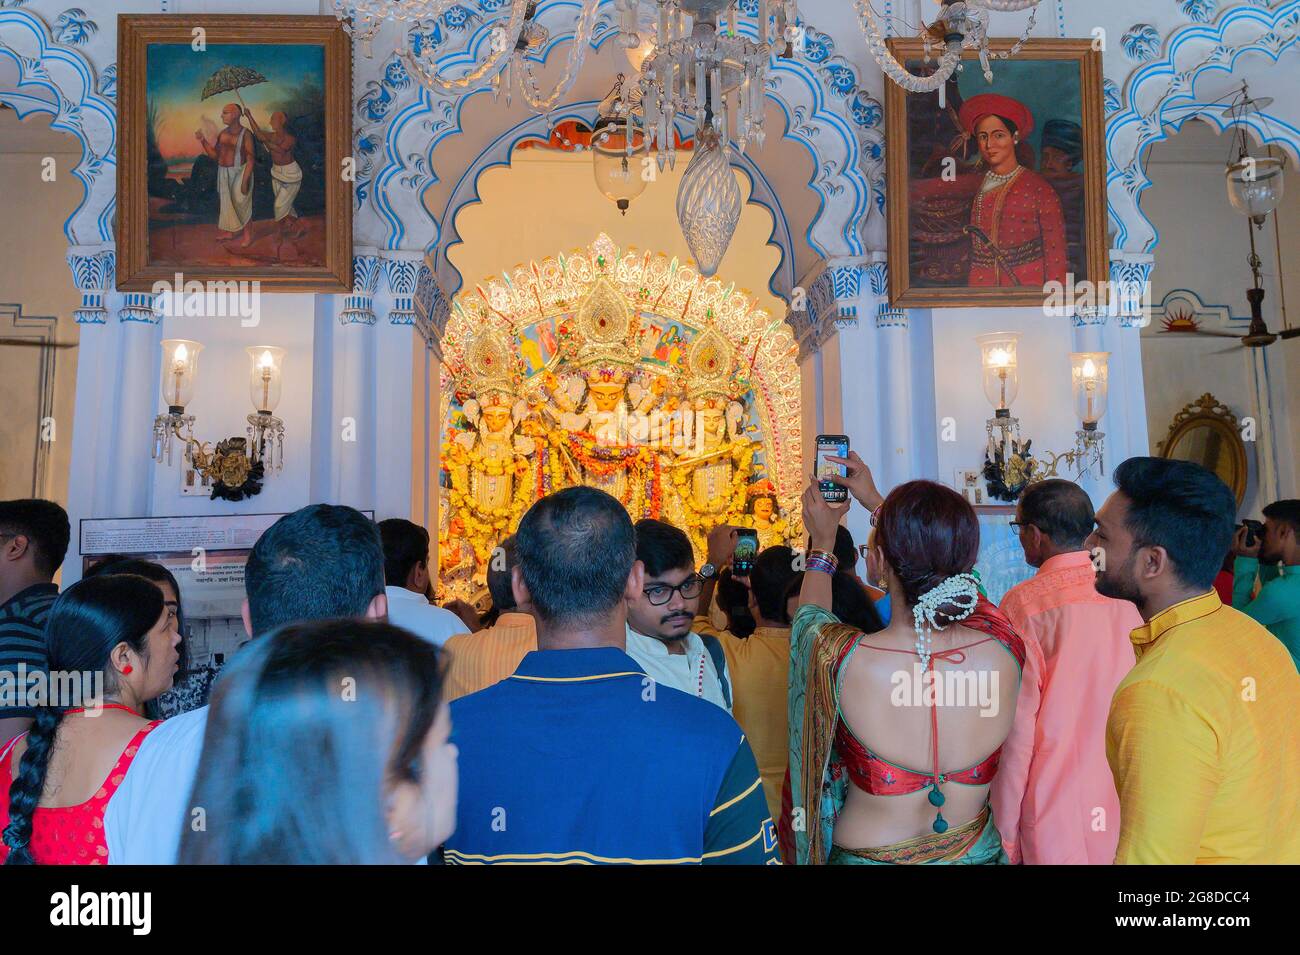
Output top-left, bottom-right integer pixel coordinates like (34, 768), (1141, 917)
(958, 94), (1068, 289)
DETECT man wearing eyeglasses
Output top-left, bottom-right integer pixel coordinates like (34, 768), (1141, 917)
(624, 519), (733, 714)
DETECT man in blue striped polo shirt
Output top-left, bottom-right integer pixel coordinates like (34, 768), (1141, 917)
(0, 499), (70, 744)
(446, 486), (778, 865)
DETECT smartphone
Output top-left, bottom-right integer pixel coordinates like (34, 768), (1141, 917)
(732, 529), (759, 577)
(816, 434), (850, 503)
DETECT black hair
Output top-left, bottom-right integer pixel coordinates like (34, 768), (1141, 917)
(0, 499), (70, 579)
(179, 620), (444, 864)
(515, 486), (634, 627)
(807, 526), (857, 572)
(1112, 457), (1236, 591)
(486, 535), (519, 613)
(85, 558), (189, 672)
(783, 571), (885, 633)
(716, 569), (756, 638)
(3, 575), (164, 865)
(634, 519), (695, 578)
(1019, 479), (1094, 550)
(378, 519), (430, 588)
(1263, 500), (1300, 536)
(993, 114), (1018, 138)
(750, 545), (798, 623)
(245, 504), (385, 637)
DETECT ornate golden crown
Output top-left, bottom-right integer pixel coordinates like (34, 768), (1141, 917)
(455, 325), (521, 404)
(685, 320), (747, 402)
(564, 275), (641, 374)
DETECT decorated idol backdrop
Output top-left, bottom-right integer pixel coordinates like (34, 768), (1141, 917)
(437, 235), (803, 604)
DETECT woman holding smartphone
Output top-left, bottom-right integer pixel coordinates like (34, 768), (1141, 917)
(789, 451), (1024, 865)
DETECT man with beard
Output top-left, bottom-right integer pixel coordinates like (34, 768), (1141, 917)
(1089, 457), (1300, 863)
(1231, 499), (1300, 672)
(624, 519), (732, 713)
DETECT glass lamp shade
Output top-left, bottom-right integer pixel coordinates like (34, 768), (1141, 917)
(1226, 156), (1286, 219)
(592, 121), (649, 215)
(160, 339), (202, 411)
(247, 346), (286, 414)
(676, 126), (742, 278)
(976, 332), (1021, 411)
(1070, 351), (1109, 426)
(624, 31), (657, 73)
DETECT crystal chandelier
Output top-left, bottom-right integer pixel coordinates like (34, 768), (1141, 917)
(855, 0), (1041, 105)
(633, 1), (784, 171)
(335, 0), (602, 112)
(621, 1), (791, 276)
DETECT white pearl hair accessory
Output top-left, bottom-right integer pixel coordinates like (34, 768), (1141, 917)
(911, 573), (981, 671)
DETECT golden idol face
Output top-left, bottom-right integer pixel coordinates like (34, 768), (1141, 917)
(752, 497), (775, 522)
(481, 407), (512, 433)
(589, 383), (625, 412)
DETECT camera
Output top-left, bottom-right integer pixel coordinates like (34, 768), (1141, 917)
(1239, 519), (1264, 548)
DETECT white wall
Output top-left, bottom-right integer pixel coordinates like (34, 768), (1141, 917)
(149, 296), (318, 517)
(1140, 121), (1298, 514)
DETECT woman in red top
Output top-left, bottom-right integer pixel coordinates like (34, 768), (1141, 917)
(1, 574), (181, 865)
(790, 455), (1024, 864)
(958, 94), (1069, 290)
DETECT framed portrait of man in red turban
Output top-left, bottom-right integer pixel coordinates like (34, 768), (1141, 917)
(884, 39), (1106, 308)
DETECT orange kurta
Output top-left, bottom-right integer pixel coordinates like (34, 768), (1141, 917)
(443, 612), (537, 702)
(1106, 592), (1300, 864)
(991, 552), (1140, 864)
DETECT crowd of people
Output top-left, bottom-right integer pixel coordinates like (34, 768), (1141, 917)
(0, 452), (1297, 865)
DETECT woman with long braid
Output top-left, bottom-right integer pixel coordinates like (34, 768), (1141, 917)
(0, 575), (181, 864)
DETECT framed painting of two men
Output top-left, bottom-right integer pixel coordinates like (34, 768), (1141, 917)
(884, 39), (1107, 309)
(117, 16), (353, 292)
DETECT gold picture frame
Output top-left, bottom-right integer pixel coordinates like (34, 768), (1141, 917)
(1157, 393), (1249, 506)
(116, 15), (353, 292)
(884, 38), (1107, 309)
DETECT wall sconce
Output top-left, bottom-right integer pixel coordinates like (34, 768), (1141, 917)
(977, 333), (1034, 501)
(246, 346), (286, 472)
(151, 339), (286, 501)
(153, 339), (202, 465)
(1040, 352), (1109, 480)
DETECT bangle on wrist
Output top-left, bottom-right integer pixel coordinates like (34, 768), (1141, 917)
(806, 549), (839, 576)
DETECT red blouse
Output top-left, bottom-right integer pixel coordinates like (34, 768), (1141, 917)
(0, 719), (160, 865)
(833, 598), (1025, 803)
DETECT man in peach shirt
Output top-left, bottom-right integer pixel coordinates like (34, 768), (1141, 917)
(991, 480), (1140, 864)
(443, 535), (536, 702)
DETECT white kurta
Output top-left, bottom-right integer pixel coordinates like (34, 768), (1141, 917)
(624, 624), (732, 714)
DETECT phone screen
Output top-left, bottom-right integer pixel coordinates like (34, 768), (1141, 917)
(816, 435), (849, 502)
(733, 530), (759, 575)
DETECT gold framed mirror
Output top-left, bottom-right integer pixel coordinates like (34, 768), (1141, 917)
(1157, 393), (1248, 506)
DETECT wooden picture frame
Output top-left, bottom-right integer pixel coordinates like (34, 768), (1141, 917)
(117, 15), (353, 292)
(884, 39), (1106, 309)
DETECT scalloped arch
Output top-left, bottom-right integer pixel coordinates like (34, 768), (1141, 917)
(1106, 0), (1300, 253)
(362, 0), (872, 286)
(0, 8), (115, 245)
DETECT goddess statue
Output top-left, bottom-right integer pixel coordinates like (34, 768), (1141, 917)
(739, 478), (797, 550)
(441, 326), (540, 566)
(669, 323), (759, 552)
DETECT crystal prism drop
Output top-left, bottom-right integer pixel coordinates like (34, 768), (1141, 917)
(675, 126), (741, 278)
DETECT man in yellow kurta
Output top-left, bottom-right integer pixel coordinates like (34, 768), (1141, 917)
(1089, 457), (1300, 864)
(694, 528), (797, 826)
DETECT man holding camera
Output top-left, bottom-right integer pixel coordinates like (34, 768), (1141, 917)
(1233, 500), (1300, 672)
